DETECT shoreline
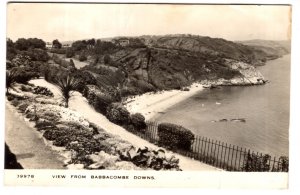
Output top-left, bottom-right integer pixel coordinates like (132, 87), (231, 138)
(124, 82), (204, 120)
(124, 75), (266, 121)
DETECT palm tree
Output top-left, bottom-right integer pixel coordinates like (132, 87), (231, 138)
(55, 75), (80, 108)
(6, 69), (17, 94)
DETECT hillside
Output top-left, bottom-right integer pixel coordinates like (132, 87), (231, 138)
(237, 39), (291, 60)
(7, 35), (290, 99)
(141, 35), (268, 65)
(77, 34), (284, 93)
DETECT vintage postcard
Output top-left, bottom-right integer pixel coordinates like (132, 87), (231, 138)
(4, 1), (292, 188)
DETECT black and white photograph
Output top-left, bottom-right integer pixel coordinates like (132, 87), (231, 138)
(3, 1), (295, 188)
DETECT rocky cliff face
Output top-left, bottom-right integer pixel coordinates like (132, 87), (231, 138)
(84, 35), (285, 95)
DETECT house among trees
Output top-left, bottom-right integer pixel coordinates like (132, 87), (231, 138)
(46, 42), (53, 48)
(62, 43), (70, 48)
(112, 38), (130, 47)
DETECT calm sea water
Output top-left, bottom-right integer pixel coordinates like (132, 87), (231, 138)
(155, 55), (290, 157)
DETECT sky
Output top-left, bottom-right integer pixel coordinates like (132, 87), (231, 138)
(7, 3), (291, 42)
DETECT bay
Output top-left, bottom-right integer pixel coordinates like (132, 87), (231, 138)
(154, 54), (290, 157)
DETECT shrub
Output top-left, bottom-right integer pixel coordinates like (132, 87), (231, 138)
(277, 156), (289, 172)
(242, 152), (271, 172)
(20, 48), (49, 62)
(20, 85), (32, 92)
(43, 129), (64, 141)
(17, 102), (29, 113)
(71, 71), (97, 93)
(11, 99), (21, 107)
(49, 48), (66, 54)
(103, 54), (111, 64)
(6, 69), (17, 94)
(130, 113), (146, 131)
(83, 85), (113, 114)
(7, 94), (14, 101)
(69, 59), (75, 67)
(66, 48), (75, 58)
(33, 86), (54, 97)
(157, 123), (194, 151)
(14, 71), (39, 84)
(39, 111), (61, 122)
(93, 93), (113, 114)
(52, 54), (72, 68)
(7, 67), (39, 85)
(35, 120), (57, 131)
(79, 53), (87, 61)
(54, 75), (80, 107)
(106, 103), (130, 126)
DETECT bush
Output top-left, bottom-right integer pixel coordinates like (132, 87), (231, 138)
(20, 85), (32, 92)
(35, 120), (57, 131)
(7, 94), (14, 101)
(8, 67), (39, 84)
(17, 102), (29, 113)
(83, 85), (113, 114)
(93, 93), (112, 114)
(33, 86), (54, 97)
(130, 113), (146, 131)
(69, 59), (75, 67)
(103, 54), (111, 64)
(157, 123), (194, 151)
(106, 103), (130, 126)
(52, 54), (72, 68)
(242, 152), (271, 172)
(20, 48), (49, 62)
(79, 53), (87, 61)
(15, 71), (39, 84)
(49, 48), (66, 54)
(66, 48), (75, 58)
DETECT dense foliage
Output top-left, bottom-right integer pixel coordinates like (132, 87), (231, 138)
(106, 103), (130, 126)
(83, 85), (113, 115)
(54, 75), (81, 107)
(15, 38), (46, 50)
(157, 123), (195, 151)
(52, 54), (75, 69)
(130, 113), (146, 131)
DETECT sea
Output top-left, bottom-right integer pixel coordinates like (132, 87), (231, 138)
(154, 54), (290, 157)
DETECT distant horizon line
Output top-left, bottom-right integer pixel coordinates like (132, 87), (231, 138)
(6, 33), (291, 44)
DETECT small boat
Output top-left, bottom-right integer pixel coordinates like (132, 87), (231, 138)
(230, 118), (246, 123)
(219, 119), (228, 122)
(216, 102), (221, 105)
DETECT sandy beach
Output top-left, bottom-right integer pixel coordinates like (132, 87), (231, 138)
(124, 83), (204, 120)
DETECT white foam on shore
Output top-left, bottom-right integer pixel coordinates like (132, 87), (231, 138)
(124, 83), (204, 120)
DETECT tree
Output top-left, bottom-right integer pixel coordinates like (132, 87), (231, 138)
(15, 38), (46, 50)
(103, 54), (111, 64)
(54, 75), (80, 108)
(87, 39), (96, 49)
(7, 38), (17, 60)
(79, 53), (87, 61)
(69, 59), (75, 67)
(52, 39), (62, 49)
(66, 48), (75, 58)
(72, 40), (87, 51)
(15, 38), (30, 50)
(6, 69), (17, 94)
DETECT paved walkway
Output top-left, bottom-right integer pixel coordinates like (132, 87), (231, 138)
(5, 102), (66, 169)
